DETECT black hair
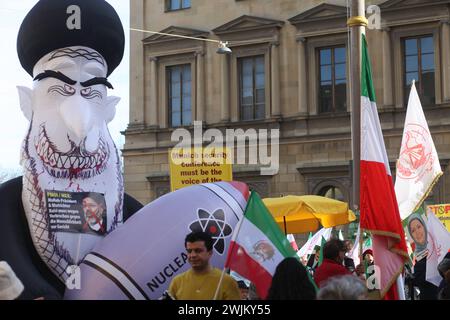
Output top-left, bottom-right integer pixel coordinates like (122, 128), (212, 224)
(237, 280), (248, 289)
(185, 231), (214, 251)
(266, 257), (316, 300)
(84, 193), (106, 208)
(323, 239), (346, 260)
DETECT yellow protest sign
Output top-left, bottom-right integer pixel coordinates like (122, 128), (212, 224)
(169, 147), (233, 191)
(427, 204), (450, 232)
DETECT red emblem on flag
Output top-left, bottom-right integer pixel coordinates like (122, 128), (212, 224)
(397, 124), (434, 181)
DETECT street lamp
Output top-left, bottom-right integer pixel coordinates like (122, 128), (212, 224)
(216, 41), (232, 54)
(130, 27), (232, 54)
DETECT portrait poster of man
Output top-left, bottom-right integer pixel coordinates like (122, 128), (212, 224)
(46, 191), (107, 236)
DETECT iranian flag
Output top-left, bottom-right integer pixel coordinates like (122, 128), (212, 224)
(360, 34), (409, 299)
(225, 192), (298, 299)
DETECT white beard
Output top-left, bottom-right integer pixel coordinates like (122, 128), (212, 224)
(20, 119), (124, 282)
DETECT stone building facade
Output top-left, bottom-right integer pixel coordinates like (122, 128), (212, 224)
(124, 0), (450, 221)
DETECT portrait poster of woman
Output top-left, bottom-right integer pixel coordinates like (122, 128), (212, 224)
(407, 213), (428, 261)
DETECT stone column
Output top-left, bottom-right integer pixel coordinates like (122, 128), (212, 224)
(297, 37), (308, 115)
(382, 28), (393, 108)
(129, 0), (145, 129)
(221, 54), (230, 122)
(149, 57), (158, 127)
(195, 51), (205, 122)
(441, 20), (450, 102)
(271, 41), (281, 117)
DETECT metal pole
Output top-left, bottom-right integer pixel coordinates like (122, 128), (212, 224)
(348, 0), (367, 212)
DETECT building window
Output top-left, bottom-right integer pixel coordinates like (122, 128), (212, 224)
(167, 64), (191, 127)
(166, 0), (191, 11)
(403, 35), (435, 106)
(239, 55), (265, 120)
(318, 46), (347, 113)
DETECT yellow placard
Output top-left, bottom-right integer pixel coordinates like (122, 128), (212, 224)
(169, 147), (233, 191)
(427, 204), (450, 232)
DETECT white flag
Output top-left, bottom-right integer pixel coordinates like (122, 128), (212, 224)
(395, 82), (443, 221)
(348, 225), (361, 267)
(297, 227), (332, 258)
(425, 211), (450, 287)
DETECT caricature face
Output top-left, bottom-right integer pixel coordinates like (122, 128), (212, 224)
(18, 46), (123, 281)
(25, 46), (119, 180)
(409, 219), (426, 246)
(82, 197), (103, 224)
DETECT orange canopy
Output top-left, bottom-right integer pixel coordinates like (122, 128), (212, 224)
(262, 195), (356, 234)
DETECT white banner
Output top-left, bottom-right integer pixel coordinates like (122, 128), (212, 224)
(296, 227), (332, 258)
(395, 82), (442, 221)
(425, 211), (450, 286)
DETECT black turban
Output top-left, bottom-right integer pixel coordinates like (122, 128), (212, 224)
(17, 0), (125, 77)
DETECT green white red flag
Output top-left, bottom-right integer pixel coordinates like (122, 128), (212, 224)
(225, 191), (298, 299)
(359, 34), (409, 299)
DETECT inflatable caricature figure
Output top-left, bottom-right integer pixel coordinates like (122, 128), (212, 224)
(0, 0), (142, 299)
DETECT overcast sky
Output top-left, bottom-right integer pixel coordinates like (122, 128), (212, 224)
(0, 0), (130, 172)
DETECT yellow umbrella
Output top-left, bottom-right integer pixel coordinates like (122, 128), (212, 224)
(262, 195), (356, 234)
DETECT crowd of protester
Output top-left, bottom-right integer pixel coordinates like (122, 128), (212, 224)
(2, 232), (449, 300)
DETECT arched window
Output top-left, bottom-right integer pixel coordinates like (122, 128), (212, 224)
(319, 185), (345, 202)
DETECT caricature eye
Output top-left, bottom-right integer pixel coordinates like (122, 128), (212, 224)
(81, 87), (103, 100)
(48, 84), (76, 96)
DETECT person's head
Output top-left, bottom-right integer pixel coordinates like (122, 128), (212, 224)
(15, 0), (126, 280)
(407, 214), (428, 250)
(82, 193), (106, 224)
(247, 282), (260, 300)
(362, 249), (374, 264)
(0, 262), (24, 300)
(185, 231), (214, 272)
(317, 275), (368, 300)
(343, 240), (353, 253)
(323, 239), (347, 264)
(266, 257), (316, 300)
(237, 281), (249, 300)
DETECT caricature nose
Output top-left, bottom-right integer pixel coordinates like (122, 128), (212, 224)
(59, 95), (94, 140)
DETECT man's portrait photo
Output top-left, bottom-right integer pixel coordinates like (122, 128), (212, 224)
(81, 193), (106, 235)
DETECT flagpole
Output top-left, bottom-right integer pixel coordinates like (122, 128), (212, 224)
(348, 0), (367, 262)
(213, 191), (252, 300)
(348, 0), (366, 213)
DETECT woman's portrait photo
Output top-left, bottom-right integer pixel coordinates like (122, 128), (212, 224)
(407, 213), (428, 259)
